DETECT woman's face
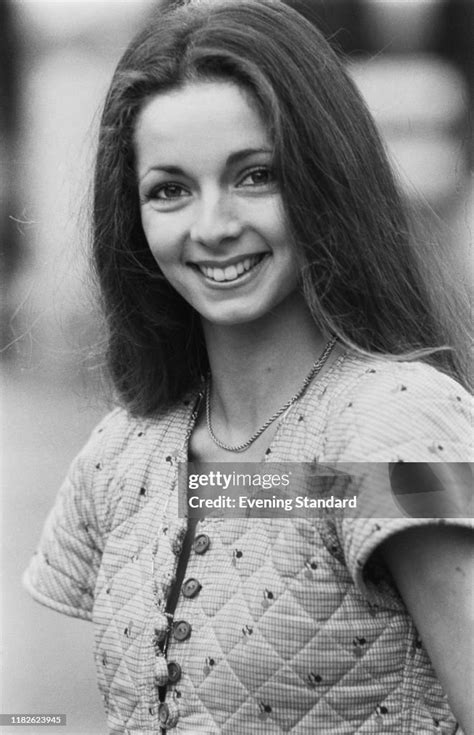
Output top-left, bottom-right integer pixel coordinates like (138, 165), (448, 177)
(135, 80), (299, 327)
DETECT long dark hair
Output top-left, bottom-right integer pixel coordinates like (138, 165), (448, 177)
(92, 0), (471, 416)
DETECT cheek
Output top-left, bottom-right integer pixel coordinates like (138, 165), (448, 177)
(263, 201), (291, 249)
(141, 214), (183, 267)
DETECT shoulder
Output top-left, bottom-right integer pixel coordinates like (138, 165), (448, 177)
(323, 354), (472, 462)
(70, 402), (182, 482)
(70, 407), (141, 478)
(333, 354), (471, 414)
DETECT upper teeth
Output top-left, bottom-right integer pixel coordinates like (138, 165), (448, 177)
(198, 255), (263, 282)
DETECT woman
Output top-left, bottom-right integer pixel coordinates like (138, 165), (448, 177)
(24, 1), (472, 733)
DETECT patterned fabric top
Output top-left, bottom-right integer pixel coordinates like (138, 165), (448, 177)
(23, 353), (473, 734)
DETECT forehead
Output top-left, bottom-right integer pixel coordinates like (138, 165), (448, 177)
(134, 81), (271, 168)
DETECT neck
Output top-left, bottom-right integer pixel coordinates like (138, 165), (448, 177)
(201, 292), (328, 438)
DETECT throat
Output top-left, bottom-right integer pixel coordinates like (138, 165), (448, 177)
(188, 409), (281, 463)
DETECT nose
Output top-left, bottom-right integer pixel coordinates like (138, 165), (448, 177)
(189, 192), (242, 248)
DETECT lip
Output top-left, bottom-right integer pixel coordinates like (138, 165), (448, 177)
(189, 252), (269, 268)
(192, 252), (270, 289)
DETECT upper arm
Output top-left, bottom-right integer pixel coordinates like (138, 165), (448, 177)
(380, 525), (474, 735)
(22, 408), (126, 619)
(328, 361), (474, 730)
(331, 362), (473, 601)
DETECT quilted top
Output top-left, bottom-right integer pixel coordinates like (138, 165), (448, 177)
(23, 353), (473, 734)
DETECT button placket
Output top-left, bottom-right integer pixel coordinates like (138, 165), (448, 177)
(150, 468), (191, 672)
(154, 655), (169, 686)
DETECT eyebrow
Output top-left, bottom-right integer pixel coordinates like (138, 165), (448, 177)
(140, 147), (272, 180)
(227, 147), (272, 166)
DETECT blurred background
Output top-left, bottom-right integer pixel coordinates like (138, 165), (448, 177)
(1, 0), (472, 733)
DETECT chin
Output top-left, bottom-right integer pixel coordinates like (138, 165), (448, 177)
(201, 305), (268, 327)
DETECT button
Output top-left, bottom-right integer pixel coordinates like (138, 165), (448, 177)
(158, 703), (169, 725)
(158, 701), (179, 728)
(182, 578), (202, 599)
(193, 534), (210, 554)
(167, 661), (182, 684)
(173, 620), (192, 641)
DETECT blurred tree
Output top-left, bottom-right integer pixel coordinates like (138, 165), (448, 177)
(282, 0), (365, 54)
(436, 0), (473, 159)
(0, 0), (21, 355)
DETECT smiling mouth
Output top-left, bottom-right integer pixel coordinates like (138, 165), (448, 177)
(193, 254), (268, 283)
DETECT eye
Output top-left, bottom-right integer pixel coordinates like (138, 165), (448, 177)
(148, 183), (191, 202)
(238, 166), (275, 188)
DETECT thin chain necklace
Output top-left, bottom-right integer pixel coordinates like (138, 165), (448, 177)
(205, 336), (337, 453)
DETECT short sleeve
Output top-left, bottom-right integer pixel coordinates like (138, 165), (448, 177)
(327, 361), (473, 606)
(22, 408), (124, 620)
